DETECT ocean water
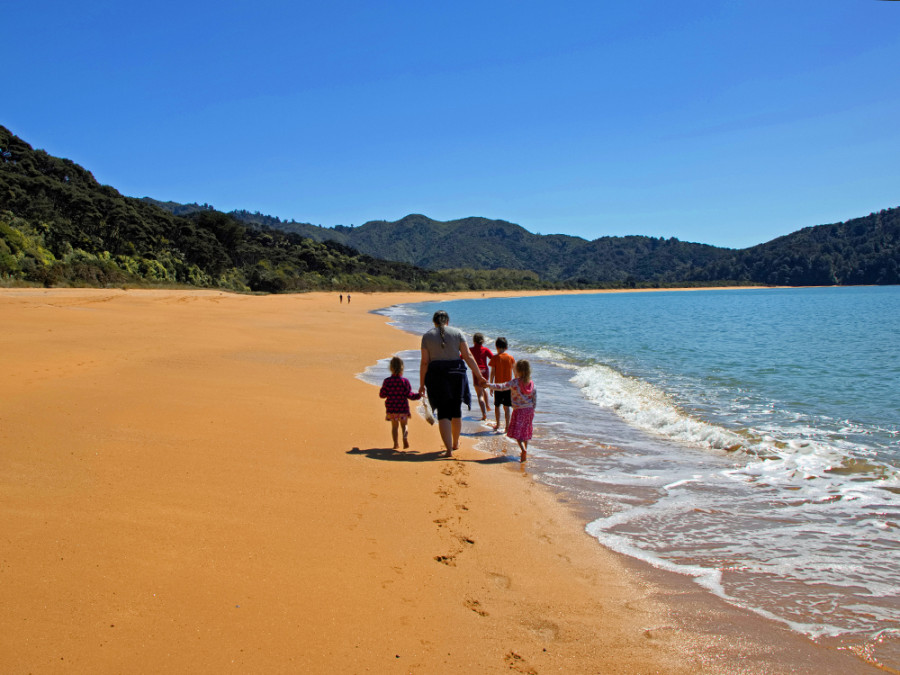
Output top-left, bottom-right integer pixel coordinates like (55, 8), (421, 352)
(363, 286), (900, 668)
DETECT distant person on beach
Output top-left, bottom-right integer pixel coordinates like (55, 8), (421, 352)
(487, 359), (536, 462)
(489, 337), (516, 432)
(469, 333), (494, 421)
(419, 310), (486, 457)
(339, 293), (343, 303)
(380, 356), (422, 450)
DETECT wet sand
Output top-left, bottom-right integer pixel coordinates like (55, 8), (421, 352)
(0, 288), (877, 673)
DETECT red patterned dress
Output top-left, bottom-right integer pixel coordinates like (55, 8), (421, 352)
(379, 374), (422, 422)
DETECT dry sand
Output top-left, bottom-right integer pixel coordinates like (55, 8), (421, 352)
(0, 288), (878, 673)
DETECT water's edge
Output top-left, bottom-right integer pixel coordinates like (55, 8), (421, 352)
(361, 303), (885, 672)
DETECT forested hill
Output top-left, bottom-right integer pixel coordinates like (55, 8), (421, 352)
(227, 211), (726, 278)
(700, 210), (900, 285)
(0, 125), (443, 292)
(2, 123), (897, 291)
(229, 209), (900, 287)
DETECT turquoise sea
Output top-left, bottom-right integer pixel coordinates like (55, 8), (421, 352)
(363, 286), (899, 668)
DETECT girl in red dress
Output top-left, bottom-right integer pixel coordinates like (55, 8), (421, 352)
(379, 356), (422, 449)
(469, 332), (494, 421)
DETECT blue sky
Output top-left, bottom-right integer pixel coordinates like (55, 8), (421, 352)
(5, 0), (899, 248)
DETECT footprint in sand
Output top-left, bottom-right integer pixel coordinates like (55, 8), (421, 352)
(464, 598), (489, 616)
(503, 651), (537, 675)
(524, 619), (559, 641)
(489, 572), (511, 589)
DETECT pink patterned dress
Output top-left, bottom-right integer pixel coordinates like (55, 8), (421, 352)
(489, 378), (537, 441)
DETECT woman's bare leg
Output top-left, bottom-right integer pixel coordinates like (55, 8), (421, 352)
(438, 418), (454, 455)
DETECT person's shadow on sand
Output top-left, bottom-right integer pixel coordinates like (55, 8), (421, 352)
(347, 447), (513, 464)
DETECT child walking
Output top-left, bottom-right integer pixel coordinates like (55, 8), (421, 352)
(379, 356), (422, 449)
(488, 337), (516, 432)
(487, 359), (536, 462)
(469, 333), (494, 421)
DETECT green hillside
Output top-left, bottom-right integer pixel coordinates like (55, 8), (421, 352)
(230, 209), (900, 287)
(4, 123), (897, 291)
(0, 125), (440, 292)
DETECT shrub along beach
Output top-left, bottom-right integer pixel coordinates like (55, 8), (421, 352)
(0, 287), (877, 673)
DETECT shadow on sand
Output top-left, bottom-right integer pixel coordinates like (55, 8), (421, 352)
(347, 447), (515, 464)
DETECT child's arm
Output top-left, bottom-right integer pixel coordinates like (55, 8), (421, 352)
(486, 380), (513, 391)
(379, 381), (389, 398)
(405, 379), (422, 400)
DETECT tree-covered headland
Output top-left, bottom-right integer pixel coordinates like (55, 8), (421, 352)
(2, 125), (897, 292)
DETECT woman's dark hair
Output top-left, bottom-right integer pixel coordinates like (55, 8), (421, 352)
(433, 310), (449, 347)
(473, 332), (484, 345)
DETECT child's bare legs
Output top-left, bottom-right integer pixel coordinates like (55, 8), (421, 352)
(401, 420), (409, 449)
(476, 386), (487, 420)
(503, 405), (511, 432)
(390, 420), (400, 449)
(476, 385), (491, 420)
(517, 439), (528, 462)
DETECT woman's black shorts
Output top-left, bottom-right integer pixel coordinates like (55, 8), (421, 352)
(425, 369), (465, 420)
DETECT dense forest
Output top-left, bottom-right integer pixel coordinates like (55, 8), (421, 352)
(229, 210), (900, 287)
(0, 126), (513, 292)
(2, 124), (898, 292)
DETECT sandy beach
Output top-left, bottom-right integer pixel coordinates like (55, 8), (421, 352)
(0, 288), (878, 673)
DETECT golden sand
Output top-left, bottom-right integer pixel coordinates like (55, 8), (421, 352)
(0, 288), (874, 673)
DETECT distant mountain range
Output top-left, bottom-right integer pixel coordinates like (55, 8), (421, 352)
(2, 123), (897, 291)
(212, 206), (900, 287)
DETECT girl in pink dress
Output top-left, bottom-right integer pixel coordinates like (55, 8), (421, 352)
(486, 360), (536, 462)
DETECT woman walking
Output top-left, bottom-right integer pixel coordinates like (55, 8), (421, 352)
(419, 310), (486, 457)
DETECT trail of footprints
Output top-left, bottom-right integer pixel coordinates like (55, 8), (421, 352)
(432, 461), (475, 568)
(431, 460), (551, 674)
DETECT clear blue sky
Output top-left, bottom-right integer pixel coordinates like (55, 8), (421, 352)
(5, 0), (899, 248)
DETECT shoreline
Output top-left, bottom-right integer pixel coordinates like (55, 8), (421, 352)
(0, 287), (878, 673)
(369, 289), (886, 674)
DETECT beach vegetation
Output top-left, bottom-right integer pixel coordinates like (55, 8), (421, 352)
(3, 124), (898, 292)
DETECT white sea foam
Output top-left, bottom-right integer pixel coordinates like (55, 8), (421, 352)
(571, 362), (900, 488)
(531, 347), (571, 362)
(572, 364), (747, 451)
(377, 290), (900, 666)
